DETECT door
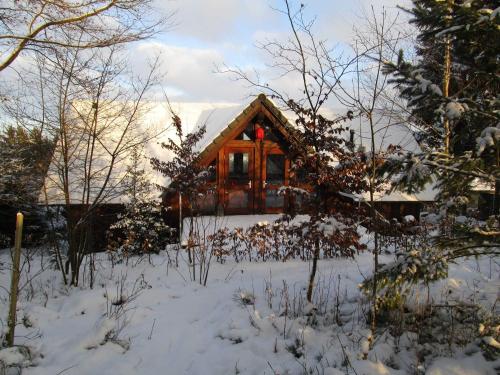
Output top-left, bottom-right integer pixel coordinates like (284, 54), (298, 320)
(223, 148), (254, 214)
(262, 149), (288, 213)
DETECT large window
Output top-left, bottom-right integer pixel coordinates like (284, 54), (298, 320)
(228, 152), (249, 183)
(266, 154), (285, 184)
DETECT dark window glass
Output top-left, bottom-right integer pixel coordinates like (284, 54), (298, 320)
(228, 152), (249, 184)
(264, 127), (281, 142)
(296, 167), (307, 183)
(266, 154), (285, 184)
(196, 191), (217, 213)
(227, 191), (250, 209)
(235, 124), (254, 140)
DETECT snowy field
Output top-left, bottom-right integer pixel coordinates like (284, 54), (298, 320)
(0, 239), (498, 374)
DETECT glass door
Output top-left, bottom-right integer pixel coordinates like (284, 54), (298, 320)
(224, 148), (254, 214)
(262, 150), (287, 213)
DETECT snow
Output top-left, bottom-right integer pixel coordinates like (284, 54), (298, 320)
(181, 214), (309, 242)
(323, 368), (344, 375)
(41, 100), (237, 205)
(426, 353), (497, 375)
(0, 347), (28, 367)
(0, 240), (498, 375)
(403, 215), (415, 223)
(470, 178), (495, 192)
(483, 336), (500, 350)
(413, 73), (443, 97)
(342, 181), (437, 203)
(435, 25), (464, 38)
(492, 7), (500, 19)
(476, 125), (500, 155)
(194, 103), (250, 153)
(445, 101), (468, 120)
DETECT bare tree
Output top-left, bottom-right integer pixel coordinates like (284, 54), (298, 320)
(3, 42), (166, 286)
(336, 6), (410, 336)
(0, 0), (171, 72)
(220, 0), (368, 303)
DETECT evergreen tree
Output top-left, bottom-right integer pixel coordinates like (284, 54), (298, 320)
(107, 147), (172, 258)
(0, 125), (54, 243)
(150, 113), (214, 279)
(385, 0), (499, 155)
(150, 114), (213, 228)
(379, 0), (499, 270)
(382, 0), (499, 209)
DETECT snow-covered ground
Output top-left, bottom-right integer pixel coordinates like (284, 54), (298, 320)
(0, 239), (498, 374)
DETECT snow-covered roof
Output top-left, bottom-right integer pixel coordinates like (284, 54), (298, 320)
(341, 182), (437, 203)
(193, 99), (422, 154)
(41, 100), (238, 205)
(41, 94), (436, 205)
(194, 103), (250, 153)
(470, 179), (495, 192)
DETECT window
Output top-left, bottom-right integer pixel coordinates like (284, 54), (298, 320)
(266, 154), (285, 184)
(235, 124), (254, 140)
(264, 127), (281, 143)
(265, 189), (284, 208)
(228, 152), (249, 183)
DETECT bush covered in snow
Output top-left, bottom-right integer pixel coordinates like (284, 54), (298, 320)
(107, 201), (172, 258)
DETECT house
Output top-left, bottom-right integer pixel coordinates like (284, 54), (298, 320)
(41, 93), (439, 249)
(162, 94), (438, 228)
(165, 94), (302, 219)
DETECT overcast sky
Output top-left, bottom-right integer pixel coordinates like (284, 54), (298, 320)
(129, 0), (411, 103)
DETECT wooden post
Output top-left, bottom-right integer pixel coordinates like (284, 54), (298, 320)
(6, 212), (23, 346)
(178, 192), (183, 245)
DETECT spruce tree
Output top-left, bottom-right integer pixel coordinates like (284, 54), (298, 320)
(381, 0), (499, 253)
(107, 146), (172, 258)
(0, 126), (54, 244)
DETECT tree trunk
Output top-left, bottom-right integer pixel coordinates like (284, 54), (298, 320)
(306, 238), (320, 303)
(442, 0), (454, 155)
(306, 183), (324, 303)
(6, 213), (23, 346)
(371, 231), (379, 333)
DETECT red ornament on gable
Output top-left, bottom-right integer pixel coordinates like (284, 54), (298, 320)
(255, 127), (264, 140)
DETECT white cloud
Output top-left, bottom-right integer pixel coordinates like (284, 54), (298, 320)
(132, 0), (412, 103)
(156, 0), (278, 43)
(128, 42), (253, 101)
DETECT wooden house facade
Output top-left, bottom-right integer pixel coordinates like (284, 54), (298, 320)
(165, 94), (302, 222)
(163, 94), (432, 227)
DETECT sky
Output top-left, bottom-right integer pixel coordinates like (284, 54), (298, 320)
(127, 0), (411, 103)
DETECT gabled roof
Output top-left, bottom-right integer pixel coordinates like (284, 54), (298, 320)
(194, 94), (299, 164)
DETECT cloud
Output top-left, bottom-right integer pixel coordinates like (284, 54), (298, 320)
(156, 0), (277, 43)
(128, 42), (253, 102)
(299, 0), (412, 44)
(131, 0), (412, 103)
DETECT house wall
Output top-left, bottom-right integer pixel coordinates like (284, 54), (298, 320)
(374, 201), (422, 221)
(477, 191), (497, 220)
(65, 204), (124, 252)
